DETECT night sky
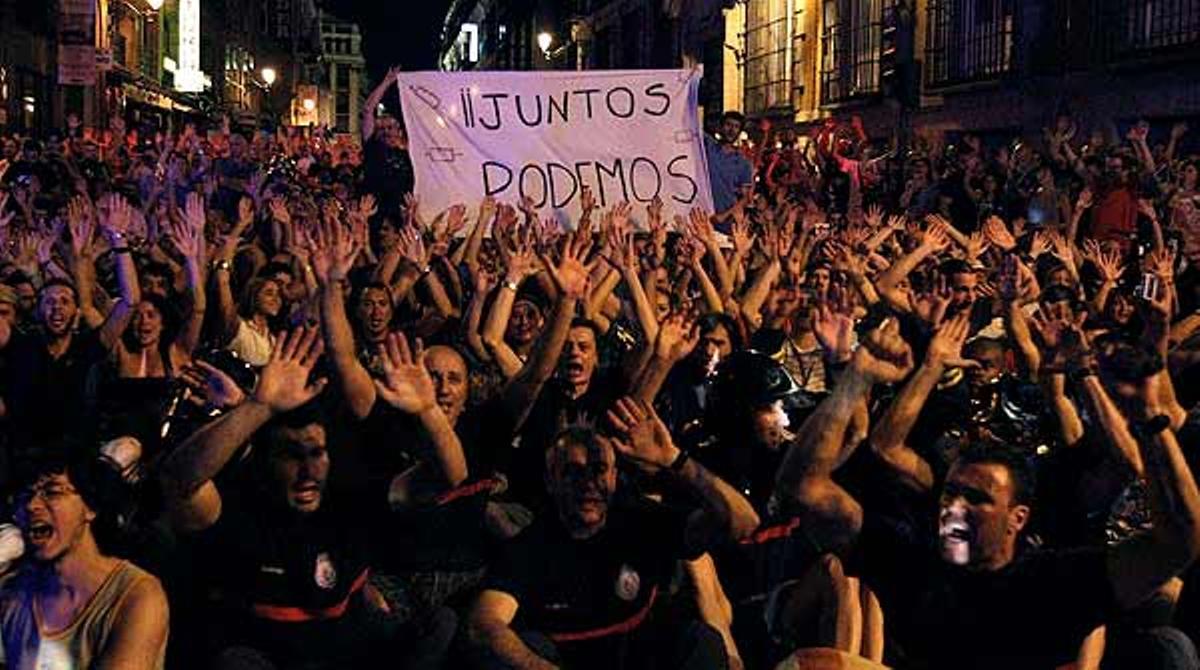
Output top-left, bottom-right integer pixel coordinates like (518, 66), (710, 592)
(325, 0), (452, 82)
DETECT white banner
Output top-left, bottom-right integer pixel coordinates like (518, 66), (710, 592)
(397, 68), (713, 228)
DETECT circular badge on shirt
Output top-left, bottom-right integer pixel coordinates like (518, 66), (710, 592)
(314, 552), (339, 590)
(615, 564), (641, 602)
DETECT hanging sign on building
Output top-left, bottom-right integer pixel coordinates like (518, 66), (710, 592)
(397, 68), (713, 227)
(175, 0), (204, 92)
(58, 0), (97, 86)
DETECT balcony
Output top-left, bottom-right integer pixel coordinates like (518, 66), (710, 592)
(924, 0), (1016, 88)
(819, 0), (894, 105)
(1093, 0), (1200, 63)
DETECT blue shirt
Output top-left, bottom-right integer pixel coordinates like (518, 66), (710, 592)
(705, 135), (753, 215)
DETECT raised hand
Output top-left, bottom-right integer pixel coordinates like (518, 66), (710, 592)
(922, 215), (954, 252)
(373, 332), (437, 414)
(97, 193), (134, 244)
(1145, 246), (1176, 282)
(913, 271), (952, 326)
(268, 196), (292, 226)
(541, 231), (594, 299)
(654, 312), (699, 362)
(964, 231), (989, 263)
(66, 195), (96, 262)
(851, 317), (915, 384)
(981, 216), (1016, 252)
(180, 360), (246, 410)
(687, 207), (717, 245)
(605, 397), (680, 473)
(646, 195), (664, 231)
(1076, 188), (1094, 211)
(253, 327), (328, 413)
(502, 226), (540, 282)
(812, 285), (856, 363)
(358, 194), (378, 221)
(926, 311), (977, 369)
(731, 212), (755, 256)
(864, 203), (884, 229)
(397, 224), (431, 271)
(311, 216), (360, 284)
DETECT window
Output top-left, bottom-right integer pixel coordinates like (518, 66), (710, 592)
(1095, 0), (1200, 60)
(745, 0), (793, 114)
(820, 0), (892, 105)
(791, 2), (807, 107)
(926, 0), (1015, 87)
(335, 64), (351, 131)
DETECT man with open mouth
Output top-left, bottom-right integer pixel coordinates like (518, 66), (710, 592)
(777, 315), (1200, 669)
(159, 327), (463, 669)
(0, 454), (168, 668)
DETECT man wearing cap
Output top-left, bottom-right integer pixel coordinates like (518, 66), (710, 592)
(160, 328), (462, 669)
(467, 403), (760, 670)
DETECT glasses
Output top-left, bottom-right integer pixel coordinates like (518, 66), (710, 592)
(14, 484), (79, 506)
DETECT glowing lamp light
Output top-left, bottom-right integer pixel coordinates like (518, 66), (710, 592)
(146, 0), (164, 9)
(537, 32), (553, 53)
(261, 67), (277, 86)
(302, 98), (316, 112)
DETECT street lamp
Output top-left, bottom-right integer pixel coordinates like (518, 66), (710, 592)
(261, 67), (277, 87)
(302, 98), (316, 112)
(145, 0), (164, 9)
(537, 32), (553, 55)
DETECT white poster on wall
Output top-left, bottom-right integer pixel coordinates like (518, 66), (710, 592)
(397, 68), (713, 227)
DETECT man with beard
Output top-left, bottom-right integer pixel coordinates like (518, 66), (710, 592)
(159, 328), (462, 669)
(466, 400), (759, 670)
(0, 454), (169, 668)
(778, 312), (1200, 669)
(652, 313), (740, 438)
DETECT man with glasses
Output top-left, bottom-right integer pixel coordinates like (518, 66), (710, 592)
(0, 454), (169, 668)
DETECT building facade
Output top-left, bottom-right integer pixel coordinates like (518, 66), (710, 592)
(724, 0), (1200, 141)
(311, 8), (366, 135)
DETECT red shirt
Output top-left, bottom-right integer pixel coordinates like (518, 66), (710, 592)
(1090, 184), (1137, 244)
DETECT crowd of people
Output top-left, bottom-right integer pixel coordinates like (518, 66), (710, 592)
(0, 68), (1197, 670)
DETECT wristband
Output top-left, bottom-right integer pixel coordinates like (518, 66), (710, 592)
(211, 259), (232, 272)
(502, 279), (520, 292)
(668, 449), (691, 473)
(1130, 414), (1171, 440)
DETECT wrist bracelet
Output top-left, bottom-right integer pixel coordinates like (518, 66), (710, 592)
(1131, 414), (1171, 440)
(211, 259), (232, 272)
(669, 449), (691, 473)
(502, 279), (520, 292)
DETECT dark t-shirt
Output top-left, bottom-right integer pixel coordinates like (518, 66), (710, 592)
(192, 481), (376, 664)
(508, 370), (623, 507)
(484, 498), (697, 670)
(2, 329), (105, 448)
(853, 505), (1114, 669)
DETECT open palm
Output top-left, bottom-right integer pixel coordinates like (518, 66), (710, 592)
(374, 333), (437, 414)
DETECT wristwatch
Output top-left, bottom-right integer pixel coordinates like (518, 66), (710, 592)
(668, 449), (691, 473)
(1131, 414), (1171, 440)
(211, 259), (232, 273)
(502, 279), (520, 292)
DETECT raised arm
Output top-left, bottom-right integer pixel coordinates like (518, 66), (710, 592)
(1108, 373), (1200, 610)
(95, 194), (141, 349)
(361, 66), (398, 143)
(311, 216), (376, 420)
(159, 328), (327, 532)
(481, 228), (541, 379)
(632, 313), (699, 405)
(498, 232), (594, 431)
(372, 332), (467, 487)
(607, 397), (760, 548)
(212, 197), (255, 345)
(876, 220), (950, 312)
(869, 313), (971, 493)
(167, 192), (208, 356)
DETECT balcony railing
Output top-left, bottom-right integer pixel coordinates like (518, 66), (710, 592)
(1093, 0), (1200, 62)
(820, 0), (894, 105)
(924, 0), (1016, 88)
